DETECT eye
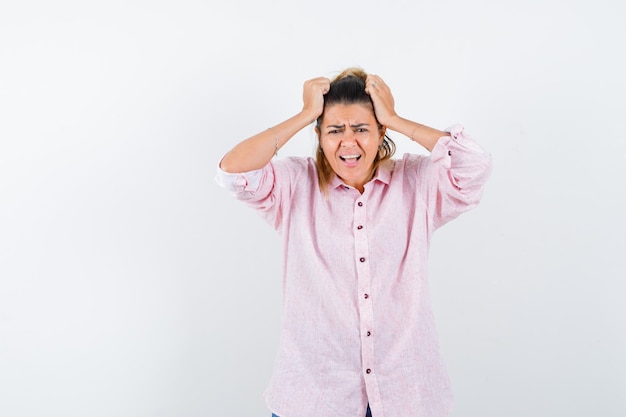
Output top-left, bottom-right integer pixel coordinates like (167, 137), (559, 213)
(355, 128), (367, 133)
(328, 129), (340, 134)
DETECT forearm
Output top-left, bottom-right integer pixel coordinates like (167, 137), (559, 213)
(219, 111), (315, 173)
(384, 115), (448, 152)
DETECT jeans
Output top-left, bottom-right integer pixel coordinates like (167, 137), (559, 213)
(272, 403), (372, 417)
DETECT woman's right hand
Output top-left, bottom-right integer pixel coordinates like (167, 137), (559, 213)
(219, 76), (331, 173)
(302, 77), (330, 122)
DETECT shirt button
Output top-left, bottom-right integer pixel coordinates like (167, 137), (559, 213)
(357, 202), (363, 207)
(357, 225), (363, 229)
(364, 293), (369, 299)
(448, 150), (452, 156)
(359, 257), (366, 262)
(366, 369), (372, 374)
(367, 331), (371, 336)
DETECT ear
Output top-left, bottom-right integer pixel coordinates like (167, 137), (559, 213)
(380, 126), (387, 142)
(315, 126), (321, 139)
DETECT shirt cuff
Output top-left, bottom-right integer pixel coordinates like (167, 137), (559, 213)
(215, 165), (264, 193)
(431, 124), (487, 167)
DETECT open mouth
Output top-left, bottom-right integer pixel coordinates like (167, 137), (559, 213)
(339, 154), (361, 162)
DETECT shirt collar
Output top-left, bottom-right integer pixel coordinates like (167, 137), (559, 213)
(329, 160), (392, 190)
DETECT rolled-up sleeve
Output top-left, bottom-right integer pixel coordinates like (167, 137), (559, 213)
(215, 159), (303, 231)
(214, 166), (265, 194)
(427, 124), (493, 229)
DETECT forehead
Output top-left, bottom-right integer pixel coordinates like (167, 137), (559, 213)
(322, 103), (376, 125)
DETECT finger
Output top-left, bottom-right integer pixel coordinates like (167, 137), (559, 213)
(365, 77), (377, 94)
(367, 74), (381, 84)
(365, 83), (381, 97)
(321, 78), (330, 94)
(310, 78), (329, 92)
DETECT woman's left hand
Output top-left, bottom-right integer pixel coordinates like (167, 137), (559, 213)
(365, 74), (397, 126)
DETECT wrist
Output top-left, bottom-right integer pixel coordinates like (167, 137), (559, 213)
(299, 109), (320, 126)
(380, 114), (403, 131)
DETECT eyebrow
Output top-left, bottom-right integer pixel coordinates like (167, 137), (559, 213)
(325, 123), (370, 129)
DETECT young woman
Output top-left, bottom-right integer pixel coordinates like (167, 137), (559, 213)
(216, 68), (492, 417)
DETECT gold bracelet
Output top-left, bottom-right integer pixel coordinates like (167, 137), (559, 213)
(268, 127), (278, 157)
(409, 124), (423, 142)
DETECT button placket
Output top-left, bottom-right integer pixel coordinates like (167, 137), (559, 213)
(353, 197), (376, 386)
(355, 199), (370, 302)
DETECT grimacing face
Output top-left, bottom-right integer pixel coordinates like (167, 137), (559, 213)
(316, 103), (385, 192)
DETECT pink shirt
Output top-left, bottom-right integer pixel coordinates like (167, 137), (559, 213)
(215, 125), (492, 417)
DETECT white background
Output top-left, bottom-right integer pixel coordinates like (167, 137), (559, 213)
(1, 0), (625, 416)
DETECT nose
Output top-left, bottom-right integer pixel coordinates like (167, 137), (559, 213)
(340, 130), (357, 147)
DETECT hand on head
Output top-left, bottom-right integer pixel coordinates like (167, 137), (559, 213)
(302, 77), (331, 122)
(302, 72), (397, 129)
(365, 74), (397, 127)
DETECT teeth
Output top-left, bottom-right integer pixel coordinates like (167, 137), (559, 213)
(341, 155), (360, 159)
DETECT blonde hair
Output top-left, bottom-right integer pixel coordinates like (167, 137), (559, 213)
(315, 67), (396, 194)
